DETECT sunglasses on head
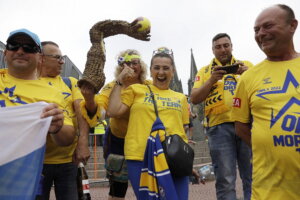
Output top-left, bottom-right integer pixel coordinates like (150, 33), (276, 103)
(6, 43), (41, 54)
(152, 48), (173, 57)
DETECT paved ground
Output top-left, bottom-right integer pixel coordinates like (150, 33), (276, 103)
(50, 177), (243, 200)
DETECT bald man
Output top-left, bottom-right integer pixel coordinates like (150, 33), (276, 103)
(232, 4), (300, 200)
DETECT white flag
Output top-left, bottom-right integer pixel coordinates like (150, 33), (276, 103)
(0, 102), (52, 200)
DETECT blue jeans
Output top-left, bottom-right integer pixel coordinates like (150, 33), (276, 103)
(41, 163), (78, 200)
(127, 160), (189, 200)
(207, 123), (252, 200)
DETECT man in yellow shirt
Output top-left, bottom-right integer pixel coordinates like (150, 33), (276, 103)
(39, 41), (89, 200)
(191, 33), (252, 200)
(1, 28), (75, 145)
(232, 4), (300, 200)
(0, 29), (76, 200)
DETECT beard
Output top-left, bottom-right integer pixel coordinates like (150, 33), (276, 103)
(218, 54), (232, 65)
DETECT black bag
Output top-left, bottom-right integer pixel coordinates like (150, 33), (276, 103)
(162, 134), (194, 177)
(147, 85), (194, 177)
(105, 153), (128, 183)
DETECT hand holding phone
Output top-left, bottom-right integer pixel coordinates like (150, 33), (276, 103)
(216, 64), (239, 74)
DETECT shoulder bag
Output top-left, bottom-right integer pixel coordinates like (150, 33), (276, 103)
(147, 85), (194, 177)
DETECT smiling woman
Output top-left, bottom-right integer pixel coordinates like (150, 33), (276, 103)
(150, 47), (175, 90)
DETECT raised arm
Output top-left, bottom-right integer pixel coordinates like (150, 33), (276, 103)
(78, 18), (150, 93)
(106, 65), (134, 117)
(90, 19), (151, 41)
(80, 82), (98, 116)
(191, 66), (226, 104)
(106, 84), (129, 117)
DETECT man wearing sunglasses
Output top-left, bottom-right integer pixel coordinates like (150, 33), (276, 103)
(39, 41), (89, 200)
(1, 29), (76, 198)
(2, 28), (75, 144)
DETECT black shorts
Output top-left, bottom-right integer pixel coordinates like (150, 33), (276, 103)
(109, 180), (128, 198)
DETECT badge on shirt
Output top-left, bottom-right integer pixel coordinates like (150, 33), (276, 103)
(233, 98), (241, 108)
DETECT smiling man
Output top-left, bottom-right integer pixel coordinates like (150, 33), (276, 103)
(232, 4), (300, 200)
(39, 41), (90, 200)
(191, 33), (253, 200)
(1, 29), (75, 145)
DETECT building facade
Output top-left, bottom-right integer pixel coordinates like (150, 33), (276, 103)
(169, 67), (183, 93)
(0, 41), (6, 68)
(188, 49), (198, 96)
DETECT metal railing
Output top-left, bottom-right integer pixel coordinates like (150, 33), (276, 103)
(88, 133), (104, 180)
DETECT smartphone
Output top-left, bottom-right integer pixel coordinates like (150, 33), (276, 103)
(217, 64), (239, 74)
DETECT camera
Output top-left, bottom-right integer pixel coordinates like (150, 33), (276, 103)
(217, 63), (239, 74)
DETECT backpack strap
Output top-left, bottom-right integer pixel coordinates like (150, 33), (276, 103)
(62, 77), (72, 90)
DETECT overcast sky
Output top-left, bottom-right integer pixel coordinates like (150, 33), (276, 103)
(1, 0), (299, 93)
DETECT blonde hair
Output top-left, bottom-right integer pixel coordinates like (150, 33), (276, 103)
(114, 49), (147, 82)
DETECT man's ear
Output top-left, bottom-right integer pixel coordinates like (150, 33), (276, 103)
(290, 19), (298, 34)
(3, 50), (7, 64)
(39, 53), (44, 64)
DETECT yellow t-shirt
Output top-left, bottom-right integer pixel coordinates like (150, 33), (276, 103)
(96, 81), (130, 138)
(122, 84), (189, 161)
(0, 71), (72, 128)
(232, 58), (300, 200)
(193, 60), (253, 127)
(40, 76), (83, 164)
(0, 71), (74, 161)
(83, 80), (152, 138)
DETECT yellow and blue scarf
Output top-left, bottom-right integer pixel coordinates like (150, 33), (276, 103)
(139, 118), (179, 200)
(203, 57), (238, 116)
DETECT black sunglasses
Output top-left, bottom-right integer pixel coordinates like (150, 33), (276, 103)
(6, 43), (41, 53)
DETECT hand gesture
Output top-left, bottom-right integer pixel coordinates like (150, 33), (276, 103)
(236, 62), (249, 75)
(41, 103), (64, 134)
(80, 82), (96, 102)
(210, 66), (226, 83)
(117, 64), (136, 84)
(73, 143), (90, 165)
(127, 19), (151, 41)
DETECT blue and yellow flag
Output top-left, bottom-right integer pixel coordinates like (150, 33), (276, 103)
(139, 118), (179, 200)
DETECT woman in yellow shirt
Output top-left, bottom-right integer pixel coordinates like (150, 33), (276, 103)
(80, 49), (148, 200)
